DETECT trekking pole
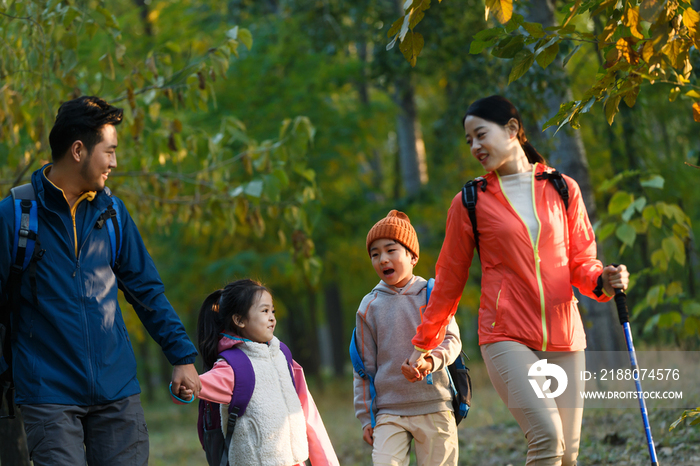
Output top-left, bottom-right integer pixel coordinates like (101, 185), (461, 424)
(614, 287), (659, 466)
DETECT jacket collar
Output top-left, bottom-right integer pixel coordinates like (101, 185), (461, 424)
(32, 164), (113, 212)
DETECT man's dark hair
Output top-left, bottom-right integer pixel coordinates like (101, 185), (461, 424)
(48, 96), (124, 162)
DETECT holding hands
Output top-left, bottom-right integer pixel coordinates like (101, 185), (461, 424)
(402, 349), (434, 383)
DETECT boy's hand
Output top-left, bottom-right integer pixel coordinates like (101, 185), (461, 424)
(402, 359), (422, 382)
(362, 425), (374, 446)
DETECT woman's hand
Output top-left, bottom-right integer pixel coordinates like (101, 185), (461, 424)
(602, 264), (629, 295)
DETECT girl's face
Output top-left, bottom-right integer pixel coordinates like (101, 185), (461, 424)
(235, 290), (276, 343)
(463, 115), (525, 176)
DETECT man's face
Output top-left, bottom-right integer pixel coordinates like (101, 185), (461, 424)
(79, 125), (117, 192)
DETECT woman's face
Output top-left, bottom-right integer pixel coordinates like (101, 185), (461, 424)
(463, 115), (523, 175)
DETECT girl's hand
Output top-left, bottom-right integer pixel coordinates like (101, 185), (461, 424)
(602, 264), (629, 296)
(362, 425), (374, 446)
(178, 387), (194, 401)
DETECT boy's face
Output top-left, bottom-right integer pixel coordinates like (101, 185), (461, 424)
(369, 238), (417, 288)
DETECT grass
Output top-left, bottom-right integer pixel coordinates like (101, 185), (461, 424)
(145, 359), (700, 465)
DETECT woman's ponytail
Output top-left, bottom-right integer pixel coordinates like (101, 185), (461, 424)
(197, 289), (225, 371)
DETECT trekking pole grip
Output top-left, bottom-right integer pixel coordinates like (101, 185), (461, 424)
(614, 288), (630, 325)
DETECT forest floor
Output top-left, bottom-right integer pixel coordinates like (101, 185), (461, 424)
(146, 360), (700, 466)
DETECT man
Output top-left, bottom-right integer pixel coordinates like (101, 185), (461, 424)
(0, 96), (201, 465)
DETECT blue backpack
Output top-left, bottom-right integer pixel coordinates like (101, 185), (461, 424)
(0, 184), (122, 420)
(349, 278), (472, 427)
(196, 341), (297, 466)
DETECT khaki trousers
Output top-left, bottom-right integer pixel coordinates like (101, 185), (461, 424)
(371, 411), (458, 466)
(481, 341), (585, 466)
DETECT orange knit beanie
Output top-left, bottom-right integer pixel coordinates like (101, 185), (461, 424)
(366, 210), (419, 259)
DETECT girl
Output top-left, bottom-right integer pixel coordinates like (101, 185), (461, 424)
(406, 95), (629, 465)
(175, 279), (339, 466)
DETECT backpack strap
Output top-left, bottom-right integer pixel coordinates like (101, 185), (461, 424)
(278, 341), (297, 391)
(535, 169), (570, 210)
(217, 347), (255, 466)
(96, 187), (123, 270)
(461, 177), (487, 259)
(425, 278), (435, 386)
(349, 327), (377, 428)
(11, 184), (38, 274)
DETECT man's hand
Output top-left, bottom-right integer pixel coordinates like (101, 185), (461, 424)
(171, 364), (201, 399)
(362, 425), (374, 446)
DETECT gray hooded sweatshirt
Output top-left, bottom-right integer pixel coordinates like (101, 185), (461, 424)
(353, 275), (462, 428)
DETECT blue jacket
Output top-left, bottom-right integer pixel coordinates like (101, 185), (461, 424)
(0, 165), (197, 405)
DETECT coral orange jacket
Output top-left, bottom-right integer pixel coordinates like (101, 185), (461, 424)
(413, 163), (612, 353)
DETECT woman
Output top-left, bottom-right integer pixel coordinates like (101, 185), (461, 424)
(406, 95), (628, 465)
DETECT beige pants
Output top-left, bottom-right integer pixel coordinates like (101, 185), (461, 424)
(481, 341), (585, 466)
(372, 411), (458, 466)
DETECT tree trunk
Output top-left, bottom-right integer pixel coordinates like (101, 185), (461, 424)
(0, 400), (31, 466)
(323, 281), (346, 376)
(528, 0), (626, 362)
(394, 75), (428, 198)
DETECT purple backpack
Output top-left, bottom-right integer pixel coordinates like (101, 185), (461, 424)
(197, 341), (296, 466)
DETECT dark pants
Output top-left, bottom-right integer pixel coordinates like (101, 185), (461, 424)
(20, 394), (149, 466)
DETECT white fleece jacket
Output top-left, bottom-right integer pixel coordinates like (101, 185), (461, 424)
(221, 337), (308, 466)
(353, 275), (462, 428)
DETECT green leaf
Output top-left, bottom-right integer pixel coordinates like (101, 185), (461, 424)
(658, 311), (682, 328)
(608, 191), (634, 215)
(508, 50), (534, 84)
(651, 248), (669, 271)
(399, 31), (424, 67)
(683, 301), (700, 316)
(596, 223), (616, 242)
(474, 27), (506, 41)
(522, 22), (546, 38)
(238, 28), (253, 50)
(662, 236), (686, 266)
(536, 41), (559, 69)
(492, 35), (525, 58)
(616, 222), (636, 246)
(505, 13), (524, 33)
(646, 284), (666, 309)
(63, 6), (81, 28)
(643, 313), (660, 334)
(665, 282), (682, 299)
(640, 175), (664, 189)
(244, 180), (264, 198)
(387, 16), (404, 38)
(61, 32), (78, 50)
(96, 5), (119, 30)
(562, 44), (582, 68)
(86, 20), (99, 40)
(604, 94), (622, 125)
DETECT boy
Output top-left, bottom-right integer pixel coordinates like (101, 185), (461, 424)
(353, 210), (462, 465)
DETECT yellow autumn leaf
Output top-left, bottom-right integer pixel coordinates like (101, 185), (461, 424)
(623, 6), (645, 40)
(693, 102), (700, 122)
(683, 7), (700, 36)
(485, 0), (513, 24)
